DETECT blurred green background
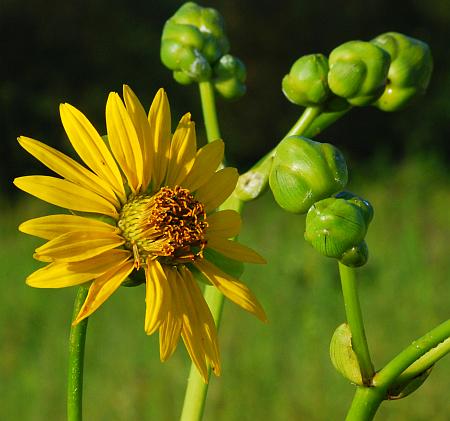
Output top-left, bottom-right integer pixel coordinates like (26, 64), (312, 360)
(1, 0), (449, 420)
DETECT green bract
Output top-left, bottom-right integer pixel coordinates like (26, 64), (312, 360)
(269, 136), (348, 214)
(371, 32), (433, 111)
(304, 193), (373, 266)
(161, 2), (230, 84)
(328, 40), (390, 106)
(213, 54), (247, 100)
(282, 54), (330, 107)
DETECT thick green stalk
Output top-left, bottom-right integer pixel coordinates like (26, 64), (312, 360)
(373, 319), (450, 388)
(198, 81), (221, 142)
(345, 386), (386, 421)
(67, 285), (89, 421)
(180, 81), (239, 421)
(338, 262), (374, 384)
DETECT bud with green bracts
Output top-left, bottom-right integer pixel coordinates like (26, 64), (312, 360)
(328, 40), (390, 106)
(161, 2), (230, 84)
(371, 32), (433, 111)
(213, 54), (246, 100)
(304, 193), (373, 267)
(269, 136), (348, 214)
(282, 54), (331, 107)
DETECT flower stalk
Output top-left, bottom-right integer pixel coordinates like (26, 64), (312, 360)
(67, 285), (90, 421)
(338, 262), (374, 384)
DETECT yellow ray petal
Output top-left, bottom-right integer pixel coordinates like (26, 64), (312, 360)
(106, 92), (143, 193)
(14, 176), (119, 219)
(181, 140), (224, 192)
(195, 167), (239, 212)
(159, 267), (183, 361)
(18, 136), (119, 207)
(123, 85), (153, 190)
(207, 236), (266, 264)
(165, 113), (196, 187)
(194, 259), (267, 322)
(145, 258), (171, 335)
(177, 270), (209, 382)
(206, 210), (241, 239)
(148, 88), (171, 189)
(19, 214), (117, 240)
(59, 103), (126, 201)
(34, 231), (125, 262)
(26, 249), (131, 288)
(73, 259), (134, 324)
(180, 266), (221, 376)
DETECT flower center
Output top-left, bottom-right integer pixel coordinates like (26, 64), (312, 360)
(118, 186), (208, 268)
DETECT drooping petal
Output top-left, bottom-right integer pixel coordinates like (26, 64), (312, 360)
(159, 267), (183, 361)
(18, 137), (120, 207)
(73, 259), (135, 324)
(206, 236), (266, 264)
(177, 269), (209, 382)
(180, 266), (221, 376)
(34, 231), (125, 262)
(19, 214), (118, 240)
(59, 103), (126, 201)
(195, 167), (239, 212)
(165, 113), (196, 187)
(123, 85), (153, 190)
(14, 176), (119, 219)
(148, 89), (171, 189)
(181, 139), (224, 192)
(145, 258), (171, 335)
(206, 210), (241, 239)
(106, 92), (143, 193)
(26, 249), (131, 288)
(194, 259), (267, 322)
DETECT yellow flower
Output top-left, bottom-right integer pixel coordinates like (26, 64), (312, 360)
(14, 86), (266, 381)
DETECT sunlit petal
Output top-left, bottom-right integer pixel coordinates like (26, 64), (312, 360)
(194, 259), (267, 322)
(181, 140), (224, 192)
(165, 113), (196, 186)
(123, 85), (153, 190)
(195, 167), (239, 212)
(14, 176), (119, 219)
(206, 210), (241, 239)
(148, 88), (171, 189)
(26, 249), (131, 288)
(34, 231), (125, 262)
(106, 92), (143, 193)
(18, 136), (120, 207)
(207, 236), (266, 264)
(73, 259), (134, 324)
(59, 103), (126, 201)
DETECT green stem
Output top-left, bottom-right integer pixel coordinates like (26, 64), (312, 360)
(198, 81), (221, 142)
(338, 262), (374, 384)
(284, 105), (323, 139)
(373, 319), (450, 388)
(345, 386), (386, 421)
(180, 81), (240, 421)
(303, 106), (351, 138)
(67, 285), (89, 421)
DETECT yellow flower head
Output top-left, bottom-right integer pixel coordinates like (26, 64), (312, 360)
(14, 86), (266, 381)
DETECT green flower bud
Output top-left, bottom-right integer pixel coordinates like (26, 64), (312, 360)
(161, 2), (230, 84)
(328, 40), (390, 106)
(339, 241), (369, 268)
(329, 323), (364, 386)
(335, 191), (374, 226)
(269, 136), (348, 214)
(282, 54), (330, 106)
(371, 32), (433, 111)
(305, 197), (367, 258)
(213, 54), (247, 100)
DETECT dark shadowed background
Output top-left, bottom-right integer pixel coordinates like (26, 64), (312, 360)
(1, 0), (449, 198)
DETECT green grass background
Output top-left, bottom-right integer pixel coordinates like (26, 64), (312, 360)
(1, 156), (449, 420)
